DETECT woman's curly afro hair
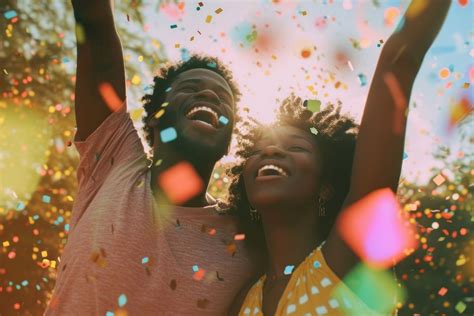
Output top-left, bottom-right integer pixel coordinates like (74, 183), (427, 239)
(226, 94), (359, 254)
(141, 54), (241, 147)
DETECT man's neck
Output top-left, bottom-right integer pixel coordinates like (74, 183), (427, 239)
(149, 142), (216, 208)
(260, 205), (319, 280)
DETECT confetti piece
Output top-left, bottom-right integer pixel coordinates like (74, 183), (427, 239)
(455, 301), (467, 313)
(234, 234), (245, 240)
(403, 152), (408, 160)
(160, 127), (177, 143)
(337, 188), (418, 268)
(193, 268), (206, 281)
(141, 257), (149, 264)
(313, 260), (321, 268)
(433, 174), (446, 186)
(154, 109), (165, 119)
(4, 10), (17, 20)
(131, 75), (141, 85)
(438, 287), (448, 296)
(165, 87), (172, 93)
(170, 24), (178, 29)
(310, 127), (318, 135)
(75, 24), (86, 44)
(448, 96), (473, 130)
(42, 195), (51, 203)
(218, 115), (229, 125)
(207, 62), (217, 68)
(301, 48), (312, 58)
(384, 7), (400, 26)
(157, 162), (204, 204)
(439, 67), (450, 79)
(98, 82), (123, 111)
(458, 0), (469, 6)
(283, 265), (295, 275)
(334, 263), (405, 315)
(205, 15), (212, 23)
(305, 99), (321, 113)
(215, 8), (223, 14)
(118, 294), (127, 307)
(357, 73), (367, 86)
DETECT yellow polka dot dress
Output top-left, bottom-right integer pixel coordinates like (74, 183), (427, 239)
(238, 246), (394, 315)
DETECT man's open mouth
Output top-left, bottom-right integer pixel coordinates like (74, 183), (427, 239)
(185, 105), (219, 128)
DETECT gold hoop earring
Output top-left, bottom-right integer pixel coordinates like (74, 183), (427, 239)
(318, 196), (326, 216)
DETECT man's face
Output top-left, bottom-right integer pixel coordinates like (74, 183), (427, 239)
(153, 68), (236, 161)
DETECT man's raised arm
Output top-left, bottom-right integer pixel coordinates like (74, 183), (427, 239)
(72, 0), (126, 141)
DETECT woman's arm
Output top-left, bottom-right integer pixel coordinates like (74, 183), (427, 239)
(323, 0), (452, 279)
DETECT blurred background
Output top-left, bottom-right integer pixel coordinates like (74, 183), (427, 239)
(0, 0), (472, 315)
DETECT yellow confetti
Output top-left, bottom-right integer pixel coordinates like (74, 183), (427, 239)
(41, 250), (48, 257)
(131, 75), (141, 85)
(205, 15), (212, 23)
(130, 108), (144, 121)
(75, 23), (86, 44)
(175, 43), (180, 48)
(154, 109), (165, 119)
(3, 241), (10, 247)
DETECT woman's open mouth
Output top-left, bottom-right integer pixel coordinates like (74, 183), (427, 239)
(256, 164), (289, 180)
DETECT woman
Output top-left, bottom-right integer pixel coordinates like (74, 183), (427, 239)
(227, 1), (451, 315)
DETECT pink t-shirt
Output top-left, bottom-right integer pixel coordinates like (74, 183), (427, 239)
(45, 104), (254, 315)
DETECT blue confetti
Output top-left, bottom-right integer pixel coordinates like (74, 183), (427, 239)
(313, 260), (321, 268)
(403, 152), (408, 160)
(165, 87), (172, 93)
(4, 10), (17, 20)
(64, 224), (70, 232)
(207, 62), (217, 68)
(160, 127), (177, 143)
(105, 312), (115, 316)
(21, 280), (28, 286)
(284, 265), (295, 275)
(180, 48), (191, 62)
(192, 264), (199, 272)
(142, 256), (149, 264)
(357, 73), (367, 87)
(118, 294), (127, 307)
(218, 115), (229, 125)
(16, 201), (25, 211)
(42, 195), (51, 203)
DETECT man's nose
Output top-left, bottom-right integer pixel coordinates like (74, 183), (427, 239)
(261, 144), (285, 158)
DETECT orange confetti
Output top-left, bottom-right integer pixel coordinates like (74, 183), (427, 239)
(157, 162), (204, 204)
(448, 96), (473, 129)
(337, 188), (418, 268)
(438, 287), (448, 296)
(458, 0), (469, 7)
(98, 82), (123, 111)
(301, 48), (312, 58)
(433, 174), (446, 186)
(439, 67), (450, 79)
(384, 7), (400, 26)
(193, 268), (206, 281)
(234, 234), (246, 241)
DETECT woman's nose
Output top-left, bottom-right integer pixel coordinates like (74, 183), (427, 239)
(261, 144), (285, 157)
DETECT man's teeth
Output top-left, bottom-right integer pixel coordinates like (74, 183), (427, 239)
(257, 164), (288, 177)
(186, 106), (219, 126)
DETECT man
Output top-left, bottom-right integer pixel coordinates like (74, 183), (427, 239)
(46, 1), (255, 315)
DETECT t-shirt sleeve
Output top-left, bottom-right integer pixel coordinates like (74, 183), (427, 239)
(73, 102), (145, 192)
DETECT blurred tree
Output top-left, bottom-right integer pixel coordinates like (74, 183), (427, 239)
(0, 1), (165, 314)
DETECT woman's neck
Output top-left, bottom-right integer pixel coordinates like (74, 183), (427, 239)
(260, 205), (320, 280)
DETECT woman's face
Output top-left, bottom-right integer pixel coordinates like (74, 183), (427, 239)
(243, 125), (323, 210)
